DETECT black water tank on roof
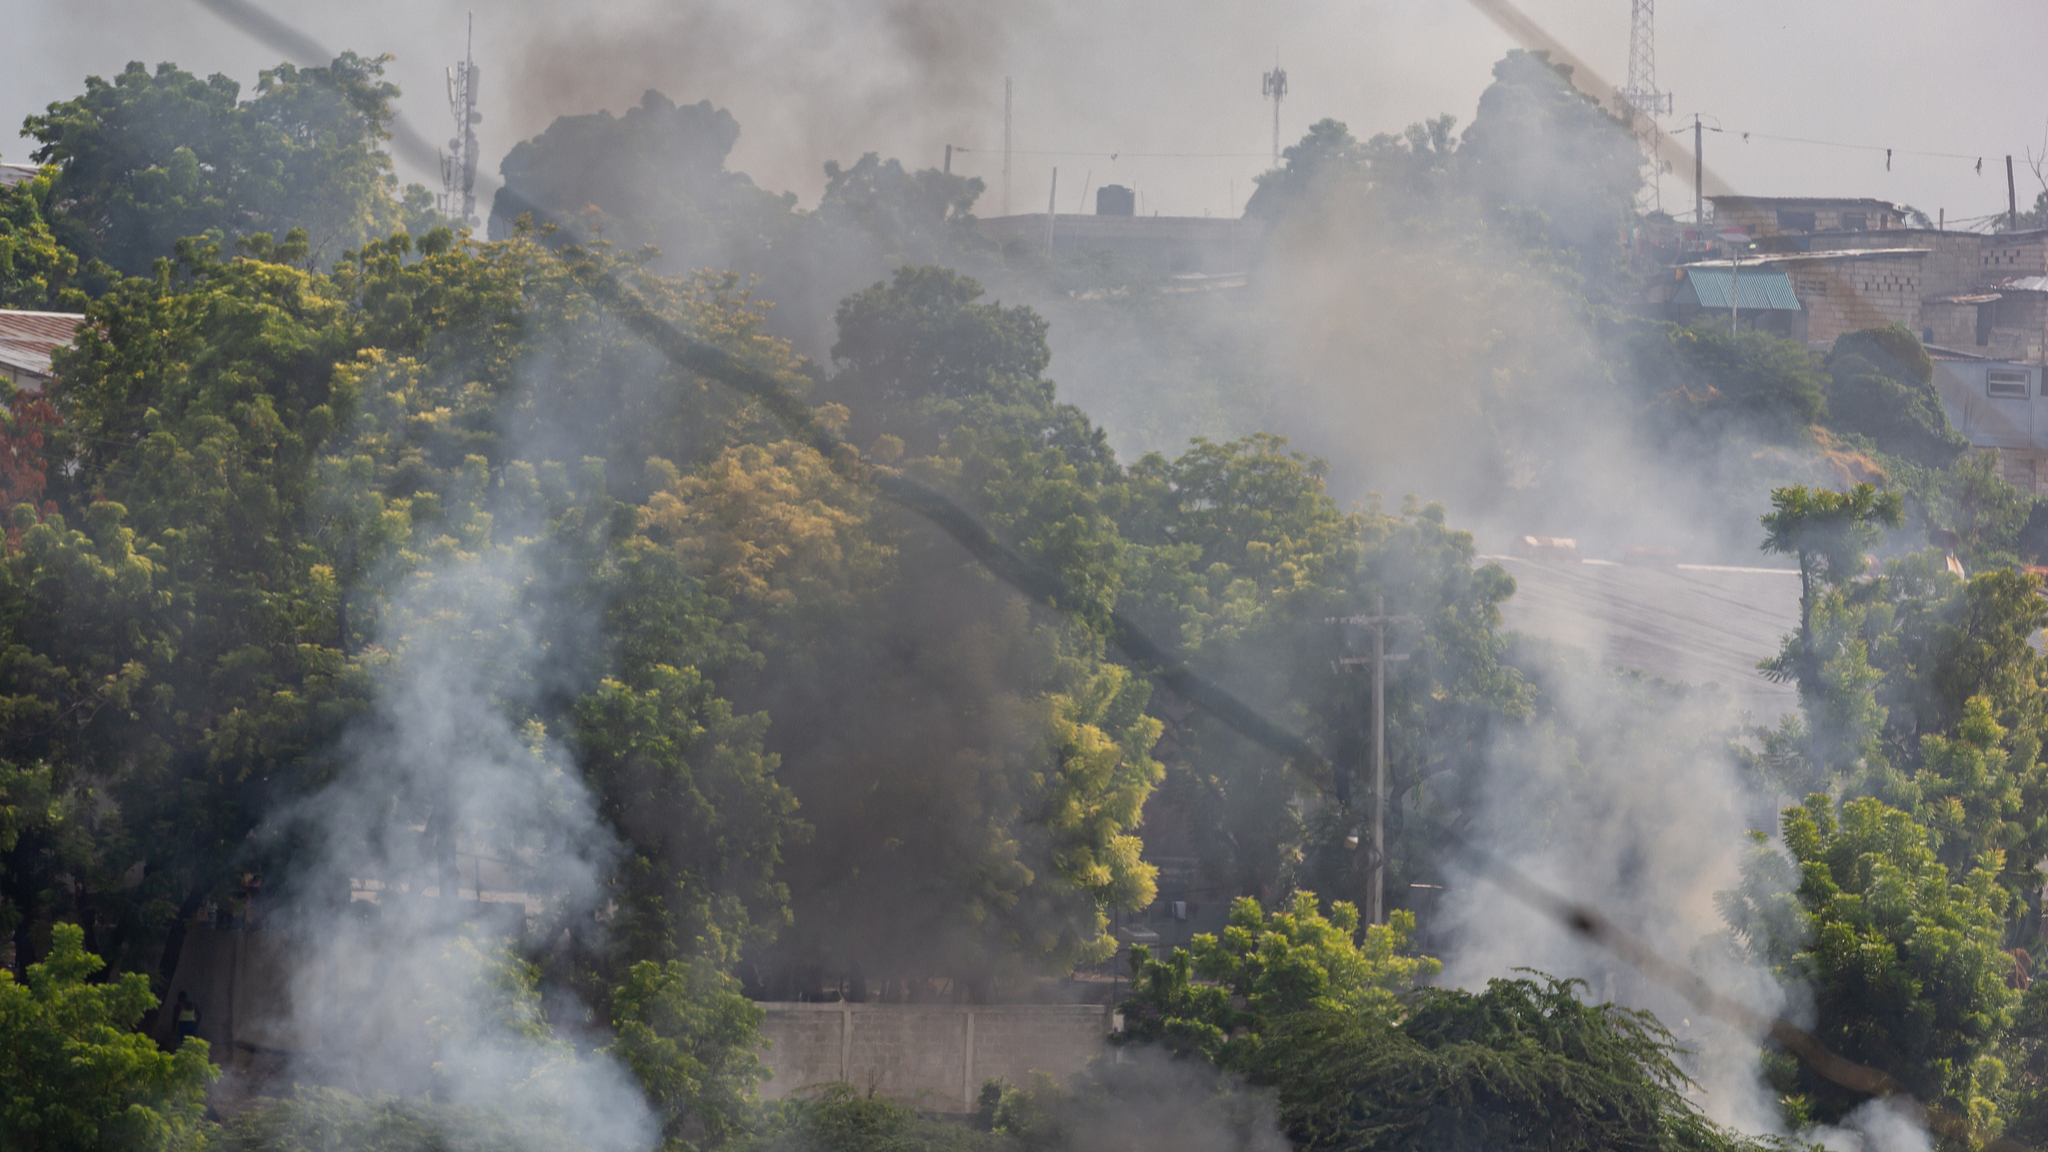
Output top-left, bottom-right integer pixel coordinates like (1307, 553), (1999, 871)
(1096, 184), (1135, 216)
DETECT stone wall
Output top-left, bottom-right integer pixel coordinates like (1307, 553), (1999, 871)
(755, 1002), (1112, 1113)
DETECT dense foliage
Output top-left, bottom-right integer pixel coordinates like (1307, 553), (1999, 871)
(23, 54), (440, 274)
(13, 31), (2048, 1152)
(0, 925), (214, 1152)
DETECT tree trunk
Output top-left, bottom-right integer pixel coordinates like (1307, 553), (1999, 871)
(157, 884), (210, 989)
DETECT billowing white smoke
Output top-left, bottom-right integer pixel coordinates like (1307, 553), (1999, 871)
(260, 550), (656, 1152)
(1431, 656), (1795, 1139)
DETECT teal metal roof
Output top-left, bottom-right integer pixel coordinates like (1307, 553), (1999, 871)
(1677, 267), (1802, 311)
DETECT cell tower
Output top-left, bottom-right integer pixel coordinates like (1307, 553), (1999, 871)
(1616, 0), (1671, 207)
(1262, 63), (1288, 168)
(440, 14), (482, 229)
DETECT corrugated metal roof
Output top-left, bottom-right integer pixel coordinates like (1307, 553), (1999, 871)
(1995, 275), (2048, 293)
(0, 163), (38, 189)
(0, 310), (86, 380)
(1678, 267), (1802, 311)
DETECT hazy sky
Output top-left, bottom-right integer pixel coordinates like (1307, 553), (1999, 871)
(4, 0), (2041, 226)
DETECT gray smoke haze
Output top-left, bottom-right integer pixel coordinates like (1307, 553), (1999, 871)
(256, 550), (655, 1151)
(7, 1), (2043, 221)
(1428, 650), (1788, 1134)
(8, 3), (2016, 1146)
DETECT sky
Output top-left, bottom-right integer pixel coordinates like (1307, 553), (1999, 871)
(3, 0), (2041, 226)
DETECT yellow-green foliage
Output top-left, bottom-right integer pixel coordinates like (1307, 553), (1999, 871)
(1117, 890), (1439, 1063)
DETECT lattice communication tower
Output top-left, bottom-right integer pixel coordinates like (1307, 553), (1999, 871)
(1616, 0), (1672, 209)
(1262, 65), (1288, 168)
(440, 16), (482, 229)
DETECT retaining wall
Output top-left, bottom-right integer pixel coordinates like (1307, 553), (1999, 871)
(754, 1002), (1112, 1113)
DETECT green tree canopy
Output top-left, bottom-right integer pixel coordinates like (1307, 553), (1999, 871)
(1718, 796), (2015, 1130)
(24, 53), (435, 273)
(0, 923), (214, 1152)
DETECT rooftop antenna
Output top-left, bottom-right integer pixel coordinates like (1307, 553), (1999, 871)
(1617, 0), (1671, 213)
(1262, 60), (1288, 168)
(441, 12), (482, 229)
(1003, 77), (1013, 216)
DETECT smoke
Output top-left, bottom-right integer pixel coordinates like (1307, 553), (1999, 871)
(253, 548), (656, 1151)
(1426, 645), (1793, 1136)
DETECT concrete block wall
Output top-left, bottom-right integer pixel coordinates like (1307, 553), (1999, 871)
(1981, 235), (2048, 279)
(1792, 255), (1927, 346)
(1923, 301), (1980, 350)
(755, 1002), (1111, 1113)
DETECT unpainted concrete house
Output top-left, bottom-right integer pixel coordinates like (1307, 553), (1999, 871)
(1708, 196), (1908, 238)
(1658, 199), (2048, 490)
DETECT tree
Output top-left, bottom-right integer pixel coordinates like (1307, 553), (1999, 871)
(607, 957), (768, 1151)
(1253, 976), (1760, 1152)
(1116, 892), (1439, 1063)
(1457, 50), (1643, 294)
(1244, 118), (1367, 221)
(0, 167), (85, 311)
(1759, 484), (1903, 712)
(0, 923), (215, 1152)
(1824, 326), (1967, 469)
(1718, 796), (2015, 1130)
(824, 265), (1060, 454)
(816, 154), (983, 263)
(491, 90), (774, 257)
(24, 54), (435, 273)
(1632, 320), (1828, 445)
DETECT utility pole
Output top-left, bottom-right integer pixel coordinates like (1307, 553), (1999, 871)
(440, 12), (482, 229)
(1262, 63), (1288, 168)
(1003, 78), (1013, 216)
(1693, 113), (1703, 225)
(944, 144), (952, 175)
(2010, 155), (2020, 233)
(1046, 168), (1058, 251)
(1327, 596), (1417, 925)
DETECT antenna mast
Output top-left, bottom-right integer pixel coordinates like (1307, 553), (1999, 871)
(441, 12), (482, 229)
(1003, 77), (1013, 216)
(1617, 0), (1672, 211)
(1262, 62), (1288, 168)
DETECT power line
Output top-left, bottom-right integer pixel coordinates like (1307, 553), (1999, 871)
(953, 148), (1273, 160)
(1672, 122), (2000, 165)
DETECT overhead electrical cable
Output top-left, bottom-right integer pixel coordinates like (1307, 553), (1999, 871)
(184, 3), (2041, 1143)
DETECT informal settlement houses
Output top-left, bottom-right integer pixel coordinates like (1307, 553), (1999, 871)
(1649, 196), (2048, 493)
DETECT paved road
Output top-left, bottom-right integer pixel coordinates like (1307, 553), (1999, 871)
(1484, 556), (1802, 722)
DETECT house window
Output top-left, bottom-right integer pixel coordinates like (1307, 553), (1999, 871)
(1777, 210), (1816, 232)
(1842, 212), (1867, 231)
(1988, 368), (2030, 398)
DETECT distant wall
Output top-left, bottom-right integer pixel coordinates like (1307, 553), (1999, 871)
(754, 1002), (1112, 1113)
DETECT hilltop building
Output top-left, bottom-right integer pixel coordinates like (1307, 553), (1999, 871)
(1643, 194), (2048, 490)
(968, 185), (1262, 279)
(1706, 196), (1910, 237)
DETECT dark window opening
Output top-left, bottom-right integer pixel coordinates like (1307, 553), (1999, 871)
(1978, 303), (1995, 346)
(1842, 212), (1867, 231)
(1777, 210), (1815, 232)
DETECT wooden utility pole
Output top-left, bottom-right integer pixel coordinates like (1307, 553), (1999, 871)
(2010, 155), (2020, 232)
(1328, 595), (1417, 925)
